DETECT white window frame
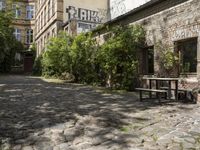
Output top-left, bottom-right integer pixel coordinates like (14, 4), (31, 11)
(12, 4), (21, 18)
(26, 5), (34, 19)
(26, 29), (33, 44)
(14, 28), (21, 41)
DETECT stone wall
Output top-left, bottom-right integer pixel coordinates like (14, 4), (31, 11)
(132, 0), (200, 85)
(96, 0), (200, 88)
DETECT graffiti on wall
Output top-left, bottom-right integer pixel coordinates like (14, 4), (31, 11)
(67, 6), (107, 34)
(67, 6), (106, 23)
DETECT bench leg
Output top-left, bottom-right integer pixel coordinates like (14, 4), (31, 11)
(158, 93), (161, 104)
(139, 91), (143, 101)
(164, 92), (167, 99)
(184, 91), (187, 100)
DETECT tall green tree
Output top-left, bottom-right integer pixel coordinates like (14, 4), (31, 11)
(0, 5), (23, 72)
(97, 25), (145, 89)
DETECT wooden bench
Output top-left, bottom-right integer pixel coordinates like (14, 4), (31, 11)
(160, 87), (193, 101)
(160, 87), (192, 92)
(135, 88), (167, 103)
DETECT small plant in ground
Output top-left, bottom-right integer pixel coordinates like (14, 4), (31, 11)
(179, 142), (184, 150)
(120, 126), (129, 133)
(152, 134), (158, 143)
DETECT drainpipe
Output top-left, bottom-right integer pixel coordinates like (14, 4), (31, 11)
(107, 0), (111, 21)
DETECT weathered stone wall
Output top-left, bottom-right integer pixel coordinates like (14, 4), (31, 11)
(132, 0), (200, 84)
(95, 0), (200, 88)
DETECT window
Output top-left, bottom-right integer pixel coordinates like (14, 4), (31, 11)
(142, 46), (154, 74)
(26, 5), (34, 19)
(0, 1), (5, 11)
(12, 4), (21, 18)
(14, 28), (21, 41)
(177, 38), (197, 73)
(26, 29), (33, 44)
(77, 23), (92, 33)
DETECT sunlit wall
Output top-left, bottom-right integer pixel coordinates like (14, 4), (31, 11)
(110, 0), (151, 19)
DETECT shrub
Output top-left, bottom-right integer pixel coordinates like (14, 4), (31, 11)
(97, 25), (145, 90)
(32, 54), (43, 76)
(42, 32), (73, 77)
(38, 25), (145, 90)
(70, 33), (98, 83)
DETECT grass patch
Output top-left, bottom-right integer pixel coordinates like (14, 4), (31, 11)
(120, 123), (144, 133)
(41, 77), (67, 84)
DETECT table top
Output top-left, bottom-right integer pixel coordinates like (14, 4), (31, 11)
(143, 77), (180, 81)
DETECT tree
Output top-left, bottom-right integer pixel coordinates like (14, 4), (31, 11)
(97, 25), (145, 89)
(0, 9), (24, 72)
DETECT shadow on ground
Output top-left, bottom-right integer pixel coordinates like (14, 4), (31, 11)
(0, 75), (191, 150)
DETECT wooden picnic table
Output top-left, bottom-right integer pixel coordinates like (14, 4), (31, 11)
(143, 77), (180, 100)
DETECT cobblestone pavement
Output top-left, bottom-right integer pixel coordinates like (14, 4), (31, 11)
(0, 75), (200, 150)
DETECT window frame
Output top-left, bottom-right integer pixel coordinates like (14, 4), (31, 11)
(26, 5), (34, 20)
(14, 28), (21, 41)
(26, 29), (33, 44)
(12, 4), (21, 19)
(142, 46), (154, 75)
(175, 37), (198, 74)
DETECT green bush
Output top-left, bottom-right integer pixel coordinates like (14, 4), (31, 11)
(32, 54), (43, 76)
(42, 32), (73, 78)
(97, 25), (145, 89)
(70, 33), (98, 83)
(0, 11), (24, 73)
(39, 25), (145, 90)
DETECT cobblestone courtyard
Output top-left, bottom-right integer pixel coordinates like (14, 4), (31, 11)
(0, 75), (200, 150)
